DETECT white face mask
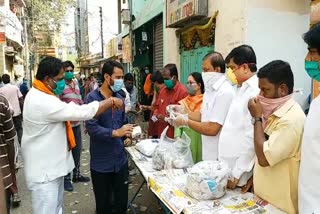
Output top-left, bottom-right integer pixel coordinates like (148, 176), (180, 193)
(202, 72), (223, 91)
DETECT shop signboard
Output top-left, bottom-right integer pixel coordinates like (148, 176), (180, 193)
(166, 0), (208, 28)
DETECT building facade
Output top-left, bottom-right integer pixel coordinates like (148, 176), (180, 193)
(0, 0), (26, 80)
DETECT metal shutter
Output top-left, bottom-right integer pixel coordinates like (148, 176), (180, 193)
(154, 17), (163, 71)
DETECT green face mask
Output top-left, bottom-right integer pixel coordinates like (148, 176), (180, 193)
(52, 79), (66, 95)
(305, 61), (320, 82)
(164, 78), (174, 90)
(64, 72), (74, 81)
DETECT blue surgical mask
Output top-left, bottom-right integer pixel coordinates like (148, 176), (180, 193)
(305, 61), (320, 81)
(110, 79), (124, 92)
(145, 69), (150, 74)
(52, 79), (66, 95)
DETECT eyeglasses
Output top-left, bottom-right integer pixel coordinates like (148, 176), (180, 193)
(65, 70), (73, 72)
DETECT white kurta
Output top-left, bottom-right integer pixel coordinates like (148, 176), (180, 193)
(22, 88), (99, 187)
(201, 75), (235, 161)
(219, 75), (260, 186)
(298, 95), (320, 213)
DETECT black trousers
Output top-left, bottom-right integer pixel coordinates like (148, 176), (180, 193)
(91, 163), (128, 214)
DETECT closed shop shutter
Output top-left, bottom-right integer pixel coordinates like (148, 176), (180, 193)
(154, 17), (163, 71)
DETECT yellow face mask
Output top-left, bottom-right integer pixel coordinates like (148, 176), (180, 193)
(226, 68), (239, 86)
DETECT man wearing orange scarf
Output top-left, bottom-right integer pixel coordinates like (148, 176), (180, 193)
(21, 57), (123, 214)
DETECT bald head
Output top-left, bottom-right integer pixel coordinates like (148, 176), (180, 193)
(202, 51), (226, 73)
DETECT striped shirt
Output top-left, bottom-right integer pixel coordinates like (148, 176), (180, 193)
(60, 80), (83, 127)
(0, 94), (16, 189)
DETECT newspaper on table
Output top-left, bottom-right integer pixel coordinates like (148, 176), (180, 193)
(126, 146), (284, 214)
(148, 169), (285, 214)
(125, 146), (158, 180)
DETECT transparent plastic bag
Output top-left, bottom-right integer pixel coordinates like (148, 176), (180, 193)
(152, 127), (194, 170)
(185, 161), (230, 200)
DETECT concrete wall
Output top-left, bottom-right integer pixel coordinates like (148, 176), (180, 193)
(209, 0), (248, 58)
(246, 0), (310, 108)
(162, 1), (180, 71)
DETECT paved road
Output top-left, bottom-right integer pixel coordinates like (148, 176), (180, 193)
(11, 132), (162, 214)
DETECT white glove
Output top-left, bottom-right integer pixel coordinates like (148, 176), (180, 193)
(166, 113), (189, 127)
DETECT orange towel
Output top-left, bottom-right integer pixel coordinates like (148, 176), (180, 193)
(33, 79), (76, 150)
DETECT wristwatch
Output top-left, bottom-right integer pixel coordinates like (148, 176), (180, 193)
(251, 117), (262, 125)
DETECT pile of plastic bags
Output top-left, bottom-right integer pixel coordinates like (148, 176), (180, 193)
(185, 161), (230, 200)
(135, 139), (159, 157)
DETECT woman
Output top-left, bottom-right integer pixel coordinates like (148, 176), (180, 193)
(175, 72), (204, 163)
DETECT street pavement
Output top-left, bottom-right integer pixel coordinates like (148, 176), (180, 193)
(11, 128), (163, 214)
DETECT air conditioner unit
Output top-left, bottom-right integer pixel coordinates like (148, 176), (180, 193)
(121, 9), (131, 24)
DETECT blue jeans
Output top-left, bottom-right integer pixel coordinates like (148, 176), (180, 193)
(65, 125), (82, 182)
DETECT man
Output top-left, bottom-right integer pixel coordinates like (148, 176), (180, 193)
(153, 64), (188, 138)
(22, 56), (123, 214)
(60, 61), (90, 192)
(0, 74), (23, 145)
(124, 73), (138, 124)
(0, 170), (7, 214)
(299, 23), (320, 213)
(0, 94), (17, 213)
(19, 78), (29, 99)
(0, 74), (23, 206)
(85, 60), (134, 214)
(218, 45), (259, 190)
(170, 52), (235, 161)
(140, 71), (165, 138)
(248, 60), (305, 213)
(89, 74), (98, 93)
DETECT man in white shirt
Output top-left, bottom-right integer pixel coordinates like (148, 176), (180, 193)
(22, 56), (124, 214)
(0, 74), (23, 145)
(298, 23), (320, 213)
(219, 45), (259, 190)
(169, 52), (235, 161)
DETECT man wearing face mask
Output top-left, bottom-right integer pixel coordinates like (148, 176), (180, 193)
(153, 64), (188, 138)
(299, 23), (320, 213)
(169, 52), (235, 161)
(248, 60), (305, 214)
(124, 73), (138, 123)
(218, 45), (260, 191)
(85, 60), (134, 214)
(60, 61), (90, 192)
(22, 57), (123, 214)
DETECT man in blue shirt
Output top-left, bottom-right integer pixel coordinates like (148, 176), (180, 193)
(85, 60), (134, 214)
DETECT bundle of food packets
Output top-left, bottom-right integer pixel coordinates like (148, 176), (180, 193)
(185, 161), (230, 200)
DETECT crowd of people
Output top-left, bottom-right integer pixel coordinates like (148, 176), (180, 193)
(0, 23), (319, 214)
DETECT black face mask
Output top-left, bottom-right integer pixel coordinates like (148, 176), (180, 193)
(125, 83), (133, 92)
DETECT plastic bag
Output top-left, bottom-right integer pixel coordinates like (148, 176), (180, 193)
(135, 139), (159, 157)
(152, 127), (194, 170)
(185, 161), (230, 200)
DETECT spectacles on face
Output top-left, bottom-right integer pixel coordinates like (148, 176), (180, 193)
(65, 70), (73, 72)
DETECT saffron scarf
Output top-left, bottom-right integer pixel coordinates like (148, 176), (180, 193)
(179, 94), (203, 112)
(33, 79), (76, 150)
